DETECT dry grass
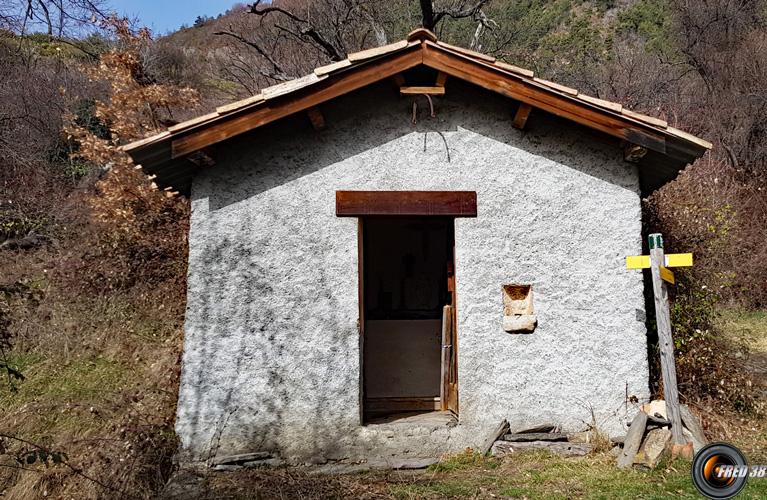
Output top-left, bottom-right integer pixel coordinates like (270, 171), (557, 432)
(0, 290), (183, 499)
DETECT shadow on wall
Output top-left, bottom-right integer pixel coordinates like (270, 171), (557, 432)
(178, 76), (638, 462)
(203, 78), (632, 210)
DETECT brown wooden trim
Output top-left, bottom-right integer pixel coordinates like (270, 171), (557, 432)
(365, 397), (441, 412)
(336, 191), (477, 217)
(421, 43), (668, 154)
(400, 86), (445, 95)
(171, 47), (423, 158)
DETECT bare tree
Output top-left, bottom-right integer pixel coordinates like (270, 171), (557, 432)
(0, 0), (108, 36)
(212, 0), (500, 94)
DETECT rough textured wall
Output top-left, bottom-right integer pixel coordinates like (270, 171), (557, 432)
(178, 80), (650, 464)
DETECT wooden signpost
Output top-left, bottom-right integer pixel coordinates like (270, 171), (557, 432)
(626, 233), (694, 446)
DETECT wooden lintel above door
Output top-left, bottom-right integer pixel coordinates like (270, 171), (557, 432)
(336, 190), (477, 217)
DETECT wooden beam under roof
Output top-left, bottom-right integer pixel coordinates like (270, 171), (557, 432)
(400, 86), (445, 95)
(420, 41), (668, 154)
(307, 106), (325, 130)
(122, 39), (709, 196)
(512, 103), (533, 129)
(390, 73), (406, 88)
(170, 46), (423, 158)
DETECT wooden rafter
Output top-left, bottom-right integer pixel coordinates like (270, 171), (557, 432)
(168, 42), (673, 160)
(170, 46), (423, 158)
(512, 103), (533, 130)
(420, 42), (667, 153)
(307, 106), (325, 130)
(122, 38), (710, 197)
(390, 72), (406, 89)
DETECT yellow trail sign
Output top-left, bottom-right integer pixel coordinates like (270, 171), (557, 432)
(625, 253), (693, 270)
(660, 266), (675, 284)
(665, 253), (693, 267)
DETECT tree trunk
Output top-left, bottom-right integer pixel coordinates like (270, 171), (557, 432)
(420, 0), (435, 30)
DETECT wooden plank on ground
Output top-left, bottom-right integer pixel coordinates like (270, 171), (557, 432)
(618, 411), (648, 468)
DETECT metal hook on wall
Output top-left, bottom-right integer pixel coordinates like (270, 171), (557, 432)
(411, 94), (436, 125)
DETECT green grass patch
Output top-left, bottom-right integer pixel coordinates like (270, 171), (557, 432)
(428, 449), (501, 472)
(384, 450), (767, 499)
(1, 355), (128, 409)
(718, 309), (767, 350)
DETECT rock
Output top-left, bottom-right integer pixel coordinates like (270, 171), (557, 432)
(161, 469), (206, 499)
(635, 428), (671, 468)
(503, 432), (568, 442)
(311, 457), (438, 475)
(389, 457), (439, 469)
(618, 412), (648, 469)
(244, 458), (284, 468)
(516, 423), (558, 434)
(567, 431), (608, 444)
(503, 314), (537, 333)
(212, 464), (242, 472)
(492, 440), (592, 457)
(679, 405), (707, 452)
(210, 451), (272, 467)
(609, 445), (622, 457)
(641, 400), (668, 419)
(671, 442), (694, 460)
(682, 428), (705, 454)
(646, 415), (671, 428)
(611, 435), (626, 445)
(480, 419), (510, 455)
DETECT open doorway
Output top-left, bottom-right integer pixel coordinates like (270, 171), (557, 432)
(361, 217), (458, 422)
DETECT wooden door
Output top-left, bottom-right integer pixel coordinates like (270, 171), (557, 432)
(440, 236), (459, 413)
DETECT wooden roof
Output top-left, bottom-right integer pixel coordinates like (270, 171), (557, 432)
(124, 28), (711, 196)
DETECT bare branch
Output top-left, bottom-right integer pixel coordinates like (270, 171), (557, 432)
(214, 29), (292, 81)
(249, 0), (344, 61)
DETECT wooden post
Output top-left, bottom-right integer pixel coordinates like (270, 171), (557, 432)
(648, 233), (685, 445)
(440, 305), (451, 411)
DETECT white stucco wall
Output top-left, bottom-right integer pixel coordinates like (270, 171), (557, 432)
(177, 81), (650, 464)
